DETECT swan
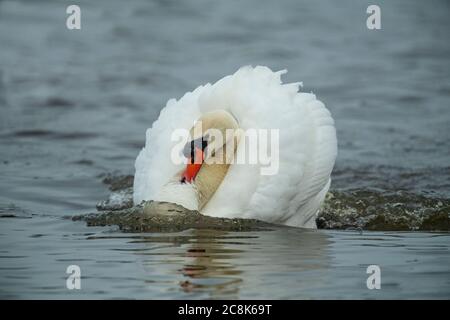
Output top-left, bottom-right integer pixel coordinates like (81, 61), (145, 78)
(134, 66), (337, 228)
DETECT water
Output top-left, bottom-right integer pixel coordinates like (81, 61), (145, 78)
(0, 0), (449, 299)
(1, 218), (449, 299)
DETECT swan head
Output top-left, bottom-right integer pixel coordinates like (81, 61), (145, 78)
(146, 110), (241, 214)
(181, 110), (240, 184)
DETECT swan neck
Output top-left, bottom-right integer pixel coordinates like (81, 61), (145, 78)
(195, 162), (230, 210)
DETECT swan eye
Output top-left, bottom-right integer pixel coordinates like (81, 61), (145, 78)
(201, 138), (208, 150)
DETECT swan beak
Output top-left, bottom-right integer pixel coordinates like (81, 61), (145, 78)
(181, 147), (204, 183)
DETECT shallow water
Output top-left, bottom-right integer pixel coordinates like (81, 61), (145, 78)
(1, 216), (449, 299)
(0, 0), (450, 298)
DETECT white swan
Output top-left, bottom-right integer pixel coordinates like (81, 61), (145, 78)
(134, 66), (337, 228)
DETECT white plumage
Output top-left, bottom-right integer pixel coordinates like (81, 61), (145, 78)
(134, 66), (337, 228)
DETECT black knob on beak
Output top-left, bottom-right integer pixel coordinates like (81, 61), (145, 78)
(183, 136), (208, 163)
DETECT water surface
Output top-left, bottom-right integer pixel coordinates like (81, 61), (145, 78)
(1, 217), (449, 299)
(0, 0), (449, 299)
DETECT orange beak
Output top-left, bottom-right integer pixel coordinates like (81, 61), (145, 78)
(181, 147), (204, 183)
